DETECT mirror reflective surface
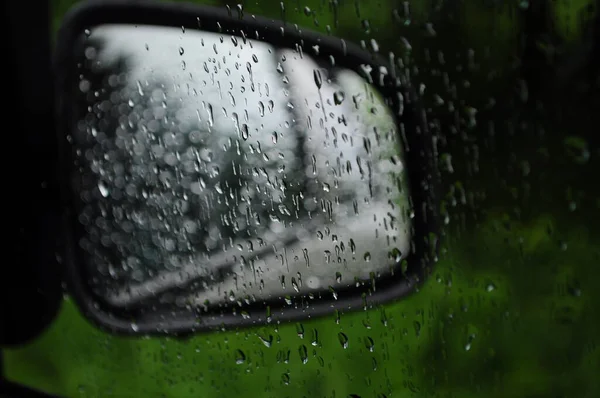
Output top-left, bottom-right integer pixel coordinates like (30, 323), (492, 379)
(71, 24), (412, 308)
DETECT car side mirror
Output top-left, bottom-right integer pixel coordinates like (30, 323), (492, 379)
(54, 0), (439, 336)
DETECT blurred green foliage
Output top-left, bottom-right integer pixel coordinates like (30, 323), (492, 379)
(5, 0), (599, 397)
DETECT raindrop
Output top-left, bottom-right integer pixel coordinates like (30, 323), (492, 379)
(338, 332), (349, 349)
(370, 39), (379, 53)
(179, 47), (185, 55)
(364, 252), (371, 262)
(241, 124), (249, 140)
(252, 54), (259, 63)
(424, 22), (437, 37)
(335, 272), (342, 283)
(304, 6), (311, 15)
(333, 90), (345, 105)
(313, 69), (323, 89)
(329, 286), (338, 300)
(298, 345), (308, 364)
(98, 181), (110, 197)
(364, 336), (374, 352)
(258, 334), (273, 348)
(272, 132), (278, 144)
(215, 182), (223, 194)
(380, 310), (388, 327)
(235, 349), (246, 364)
(413, 321), (421, 337)
(206, 103), (214, 127)
(564, 136), (590, 164)
(465, 334), (475, 351)
(311, 329), (319, 346)
(362, 19), (371, 33)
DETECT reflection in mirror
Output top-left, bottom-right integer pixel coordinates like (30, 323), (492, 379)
(71, 24), (412, 309)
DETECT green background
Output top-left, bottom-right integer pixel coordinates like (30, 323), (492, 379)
(4, 0), (599, 396)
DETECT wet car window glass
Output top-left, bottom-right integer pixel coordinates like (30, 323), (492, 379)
(4, 0), (599, 397)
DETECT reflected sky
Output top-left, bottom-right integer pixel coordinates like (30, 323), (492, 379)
(73, 24), (412, 307)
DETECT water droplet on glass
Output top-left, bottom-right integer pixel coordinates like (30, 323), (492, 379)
(329, 286), (338, 300)
(241, 124), (249, 140)
(364, 336), (374, 352)
(362, 19), (371, 33)
(298, 345), (308, 364)
(296, 323), (305, 339)
(338, 332), (349, 349)
(313, 69), (323, 89)
(215, 182), (223, 194)
(311, 329), (319, 346)
(235, 349), (246, 364)
(333, 90), (345, 105)
(564, 136), (590, 164)
(258, 334), (273, 348)
(98, 181), (110, 197)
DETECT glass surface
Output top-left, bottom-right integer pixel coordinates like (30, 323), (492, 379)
(5, 1), (599, 397)
(71, 24), (411, 307)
